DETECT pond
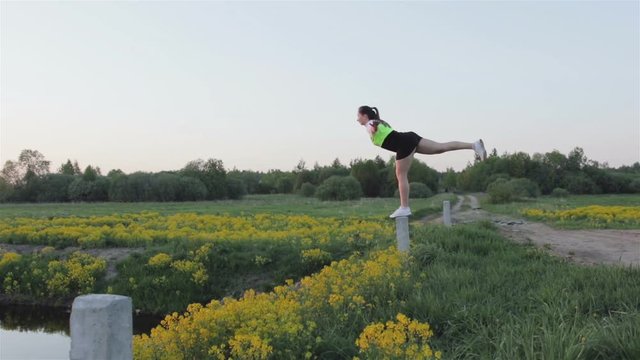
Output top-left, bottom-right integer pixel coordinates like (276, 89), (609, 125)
(0, 304), (161, 360)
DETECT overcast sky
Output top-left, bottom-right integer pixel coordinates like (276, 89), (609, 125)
(1, 1), (638, 174)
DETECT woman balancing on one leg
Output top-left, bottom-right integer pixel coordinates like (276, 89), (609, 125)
(357, 105), (487, 218)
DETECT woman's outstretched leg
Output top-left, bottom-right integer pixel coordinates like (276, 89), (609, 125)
(416, 138), (472, 154)
(416, 138), (486, 159)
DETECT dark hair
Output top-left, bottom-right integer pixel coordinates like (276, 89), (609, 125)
(358, 105), (380, 120)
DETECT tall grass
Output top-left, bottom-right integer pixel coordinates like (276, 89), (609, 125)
(406, 222), (639, 359)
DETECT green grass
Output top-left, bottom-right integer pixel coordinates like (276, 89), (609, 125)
(404, 222), (640, 359)
(0, 193), (457, 219)
(0, 194), (456, 314)
(481, 193), (640, 229)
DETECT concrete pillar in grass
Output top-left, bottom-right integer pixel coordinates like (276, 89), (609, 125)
(443, 200), (452, 227)
(395, 216), (410, 252)
(70, 294), (133, 360)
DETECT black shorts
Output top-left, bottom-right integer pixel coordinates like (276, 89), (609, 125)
(381, 130), (422, 160)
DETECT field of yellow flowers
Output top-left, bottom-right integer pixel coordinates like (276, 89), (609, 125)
(0, 212), (395, 313)
(0, 249), (105, 300)
(0, 212), (392, 248)
(133, 246), (442, 360)
(521, 205), (640, 228)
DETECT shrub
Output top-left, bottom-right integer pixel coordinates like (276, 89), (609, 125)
(315, 176), (362, 201)
(299, 182), (316, 197)
(629, 178), (640, 193)
(487, 178), (540, 204)
(509, 178), (540, 198)
(226, 177), (247, 200)
(563, 173), (600, 194)
(551, 187), (569, 198)
(486, 178), (514, 204)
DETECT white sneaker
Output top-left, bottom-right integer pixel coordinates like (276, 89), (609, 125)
(389, 206), (412, 218)
(473, 139), (487, 161)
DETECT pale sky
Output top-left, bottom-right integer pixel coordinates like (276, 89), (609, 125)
(1, 1), (638, 174)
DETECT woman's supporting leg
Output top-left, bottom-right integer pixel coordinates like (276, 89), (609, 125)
(415, 138), (473, 155)
(395, 151), (414, 208)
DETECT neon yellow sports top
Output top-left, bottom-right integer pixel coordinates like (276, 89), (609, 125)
(365, 120), (393, 146)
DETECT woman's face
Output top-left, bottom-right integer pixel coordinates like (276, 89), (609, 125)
(356, 111), (368, 125)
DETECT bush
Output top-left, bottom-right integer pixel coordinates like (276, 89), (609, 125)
(563, 173), (600, 194)
(486, 178), (539, 204)
(177, 176), (208, 201)
(551, 187), (569, 198)
(226, 178), (247, 200)
(36, 174), (75, 202)
(315, 176), (362, 201)
(68, 177), (109, 202)
(394, 182), (433, 199)
(0, 178), (13, 202)
(629, 178), (640, 193)
(299, 182), (316, 197)
(486, 178), (513, 204)
(509, 178), (540, 198)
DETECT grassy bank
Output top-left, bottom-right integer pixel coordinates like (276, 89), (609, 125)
(408, 222), (639, 358)
(134, 222), (640, 359)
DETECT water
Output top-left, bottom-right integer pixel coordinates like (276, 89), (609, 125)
(0, 304), (161, 360)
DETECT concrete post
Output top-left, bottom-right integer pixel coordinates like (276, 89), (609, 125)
(395, 216), (410, 252)
(70, 294), (133, 360)
(443, 200), (452, 227)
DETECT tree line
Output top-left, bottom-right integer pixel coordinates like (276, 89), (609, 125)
(0, 147), (638, 203)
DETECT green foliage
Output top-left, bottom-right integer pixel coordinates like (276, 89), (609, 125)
(36, 174), (75, 202)
(0, 177), (13, 203)
(181, 158), (227, 200)
(409, 223), (640, 358)
(486, 178), (539, 204)
(551, 187), (570, 198)
(315, 176), (363, 201)
(564, 173), (600, 194)
(82, 165), (99, 182)
(350, 158), (383, 197)
(509, 178), (541, 198)
(68, 177), (109, 202)
(408, 159), (440, 192)
(441, 168), (457, 191)
(0, 251), (106, 300)
(298, 182), (316, 197)
(486, 178), (514, 203)
(630, 179), (640, 193)
(226, 177), (247, 200)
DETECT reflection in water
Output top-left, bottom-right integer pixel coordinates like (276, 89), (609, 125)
(0, 303), (163, 335)
(0, 304), (70, 336)
(0, 304), (163, 360)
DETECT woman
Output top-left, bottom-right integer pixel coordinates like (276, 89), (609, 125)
(357, 105), (487, 218)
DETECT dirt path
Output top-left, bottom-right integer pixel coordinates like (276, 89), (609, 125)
(424, 194), (640, 267)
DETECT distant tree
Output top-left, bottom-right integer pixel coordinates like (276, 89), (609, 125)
(1, 160), (22, 186)
(58, 160), (78, 175)
(441, 168), (457, 191)
(18, 149), (50, 177)
(0, 177), (13, 202)
(83, 165), (99, 181)
(181, 158), (227, 200)
(37, 174), (75, 202)
(350, 159), (382, 197)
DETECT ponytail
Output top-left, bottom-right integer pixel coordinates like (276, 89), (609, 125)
(371, 107), (380, 120)
(358, 105), (380, 120)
